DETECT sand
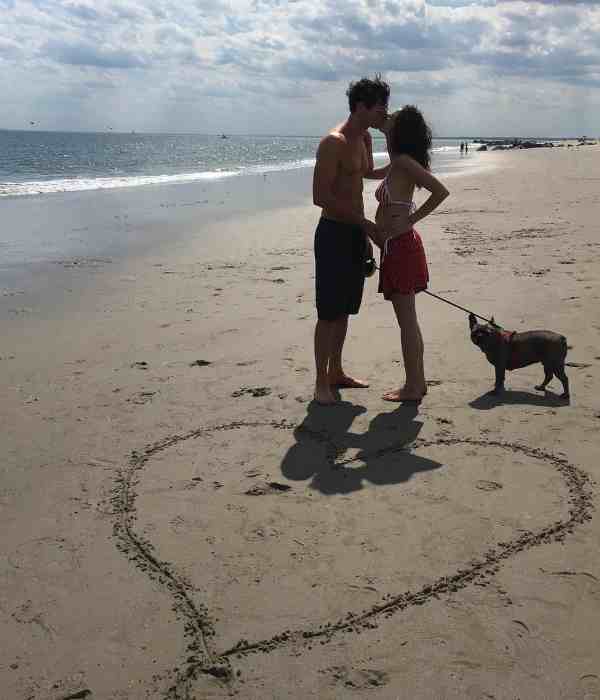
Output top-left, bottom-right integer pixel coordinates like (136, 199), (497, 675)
(1, 144), (600, 699)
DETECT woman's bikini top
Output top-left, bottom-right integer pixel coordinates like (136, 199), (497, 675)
(376, 174), (417, 258)
(375, 175), (415, 211)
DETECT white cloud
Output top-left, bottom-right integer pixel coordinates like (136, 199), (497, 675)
(0, 0), (598, 135)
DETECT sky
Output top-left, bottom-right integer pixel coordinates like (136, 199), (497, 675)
(1, 0), (599, 137)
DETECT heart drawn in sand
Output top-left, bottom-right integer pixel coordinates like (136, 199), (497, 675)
(111, 420), (592, 696)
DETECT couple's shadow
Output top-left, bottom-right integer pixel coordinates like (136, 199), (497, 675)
(280, 400), (442, 495)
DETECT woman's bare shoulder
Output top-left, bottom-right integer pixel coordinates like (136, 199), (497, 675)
(393, 153), (419, 169)
(388, 155), (415, 178)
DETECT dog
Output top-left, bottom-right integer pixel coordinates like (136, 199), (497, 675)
(468, 313), (570, 399)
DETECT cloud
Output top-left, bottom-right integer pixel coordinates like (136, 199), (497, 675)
(63, 3), (101, 22)
(0, 37), (22, 58)
(426, 0), (494, 5)
(44, 39), (147, 69)
(1, 0), (599, 134)
(154, 24), (195, 46)
(281, 57), (343, 82)
(499, 0), (600, 4)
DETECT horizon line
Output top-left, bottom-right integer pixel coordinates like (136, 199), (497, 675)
(0, 127), (592, 140)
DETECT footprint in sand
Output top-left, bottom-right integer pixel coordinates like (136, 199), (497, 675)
(189, 360), (212, 367)
(131, 361), (149, 370)
(504, 618), (549, 674)
(580, 674), (600, 700)
(231, 386), (272, 398)
(325, 665), (389, 690)
(244, 482), (292, 496)
(128, 391), (157, 405)
(476, 480), (503, 491)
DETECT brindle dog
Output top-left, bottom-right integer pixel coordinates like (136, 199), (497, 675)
(468, 313), (569, 399)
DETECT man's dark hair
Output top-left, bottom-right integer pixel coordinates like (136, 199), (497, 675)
(346, 75), (390, 112)
(389, 105), (432, 171)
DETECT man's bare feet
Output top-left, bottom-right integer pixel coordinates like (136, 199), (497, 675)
(382, 385), (426, 402)
(314, 383), (337, 405)
(329, 374), (369, 389)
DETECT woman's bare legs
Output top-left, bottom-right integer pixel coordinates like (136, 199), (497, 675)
(382, 292), (427, 401)
(416, 322), (426, 395)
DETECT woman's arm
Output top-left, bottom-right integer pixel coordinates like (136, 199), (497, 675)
(364, 163), (390, 180)
(398, 155), (450, 226)
(362, 130), (390, 180)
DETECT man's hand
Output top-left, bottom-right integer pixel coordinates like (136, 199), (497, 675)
(361, 218), (380, 245)
(363, 219), (385, 249)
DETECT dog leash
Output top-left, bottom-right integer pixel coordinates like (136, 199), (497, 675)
(366, 256), (500, 327)
(422, 290), (500, 327)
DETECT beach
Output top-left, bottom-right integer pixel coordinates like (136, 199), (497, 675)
(1, 143), (600, 699)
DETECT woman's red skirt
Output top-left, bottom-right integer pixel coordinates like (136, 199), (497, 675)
(378, 229), (429, 299)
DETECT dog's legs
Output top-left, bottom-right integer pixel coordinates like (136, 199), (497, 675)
(554, 365), (570, 399)
(493, 363), (506, 395)
(535, 367), (554, 392)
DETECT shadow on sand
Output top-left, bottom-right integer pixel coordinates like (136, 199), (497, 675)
(280, 400), (442, 495)
(469, 388), (570, 410)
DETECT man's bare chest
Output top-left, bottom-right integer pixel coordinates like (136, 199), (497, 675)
(338, 143), (366, 178)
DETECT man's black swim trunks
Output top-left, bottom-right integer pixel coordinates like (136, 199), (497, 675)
(314, 217), (366, 321)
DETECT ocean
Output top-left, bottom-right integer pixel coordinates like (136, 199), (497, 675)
(0, 130), (473, 198)
(0, 130), (483, 310)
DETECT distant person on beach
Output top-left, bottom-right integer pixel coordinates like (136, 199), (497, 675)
(312, 75), (391, 405)
(460, 142), (465, 154)
(465, 141), (468, 153)
(373, 106), (449, 401)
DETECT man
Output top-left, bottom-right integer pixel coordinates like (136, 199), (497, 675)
(312, 76), (390, 405)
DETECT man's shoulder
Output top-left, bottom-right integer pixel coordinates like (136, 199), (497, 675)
(316, 130), (347, 161)
(321, 129), (347, 147)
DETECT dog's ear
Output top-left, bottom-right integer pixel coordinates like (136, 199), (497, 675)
(469, 313), (477, 329)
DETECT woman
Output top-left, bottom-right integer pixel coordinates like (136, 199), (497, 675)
(373, 106), (449, 402)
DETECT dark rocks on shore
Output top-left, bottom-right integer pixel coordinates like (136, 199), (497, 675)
(475, 138), (556, 152)
(518, 140), (554, 149)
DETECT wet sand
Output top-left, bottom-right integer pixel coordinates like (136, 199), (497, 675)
(1, 144), (600, 699)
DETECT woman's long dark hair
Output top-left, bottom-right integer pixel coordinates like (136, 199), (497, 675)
(389, 105), (432, 170)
